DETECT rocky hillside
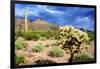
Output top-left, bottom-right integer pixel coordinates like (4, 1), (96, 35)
(15, 18), (59, 31)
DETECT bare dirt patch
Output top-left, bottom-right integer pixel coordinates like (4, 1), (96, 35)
(86, 40), (94, 58)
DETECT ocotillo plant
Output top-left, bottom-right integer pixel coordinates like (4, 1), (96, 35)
(57, 26), (90, 63)
(24, 7), (28, 33)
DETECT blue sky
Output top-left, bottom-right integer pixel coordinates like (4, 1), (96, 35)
(15, 4), (95, 31)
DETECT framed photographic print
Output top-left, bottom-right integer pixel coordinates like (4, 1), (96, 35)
(11, 1), (96, 68)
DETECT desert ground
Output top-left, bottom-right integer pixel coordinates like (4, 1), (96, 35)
(15, 37), (94, 65)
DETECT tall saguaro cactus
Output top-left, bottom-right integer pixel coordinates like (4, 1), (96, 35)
(24, 7), (28, 33)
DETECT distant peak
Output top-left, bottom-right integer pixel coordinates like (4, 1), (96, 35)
(32, 18), (49, 25)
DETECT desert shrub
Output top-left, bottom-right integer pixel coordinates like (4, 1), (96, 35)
(72, 52), (93, 62)
(15, 30), (59, 40)
(50, 46), (64, 57)
(23, 32), (40, 40)
(16, 30), (41, 40)
(57, 26), (90, 62)
(32, 44), (44, 52)
(39, 31), (58, 39)
(86, 31), (94, 41)
(15, 30), (25, 37)
(15, 55), (25, 65)
(39, 37), (47, 41)
(15, 39), (27, 50)
(40, 31), (53, 39)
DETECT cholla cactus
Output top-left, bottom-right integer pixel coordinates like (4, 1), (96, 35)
(58, 26), (90, 62)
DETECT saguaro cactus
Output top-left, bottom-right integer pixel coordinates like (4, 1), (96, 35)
(57, 26), (90, 63)
(24, 7), (28, 33)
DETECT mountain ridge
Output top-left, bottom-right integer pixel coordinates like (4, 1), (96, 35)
(15, 17), (59, 31)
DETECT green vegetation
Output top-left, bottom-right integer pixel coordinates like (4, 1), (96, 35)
(15, 31), (40, 40)
(32, 43), (44, 52)
(72, 52), (93, 62)
(50, 46), (64, 57)
(23, 32), (40, 40)
(15, 40), (27, 50)
(15, 55), (25, 65)
(86, 31), (94, 41)
(15, 30), (59, 40)
(15, 30), (25, 37)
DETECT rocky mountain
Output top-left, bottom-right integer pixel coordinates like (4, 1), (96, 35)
(15, 18), (59, 31)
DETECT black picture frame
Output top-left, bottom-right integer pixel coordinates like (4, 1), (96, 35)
(10, 1), (97, 68)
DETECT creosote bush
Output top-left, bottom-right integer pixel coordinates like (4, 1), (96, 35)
(15, 55), (25, 65)
(32, 43), (44, 52)
(50, 46), (64, 57)
(72, 52), (93, 62)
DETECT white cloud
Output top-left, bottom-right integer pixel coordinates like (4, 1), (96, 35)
(74, 17), (94, 30)
(76, 17), (90, 22)
(15, 4), (64, 17)
(15, 8), (25, 17)
(35, 5), (63, 14)
(45, 8), (63, 14)
(15, 6), (40, 17)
